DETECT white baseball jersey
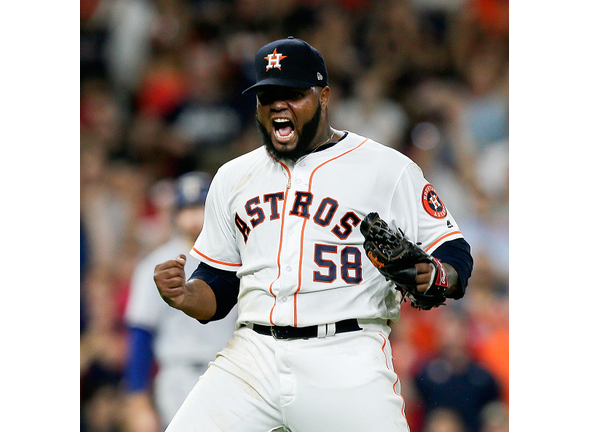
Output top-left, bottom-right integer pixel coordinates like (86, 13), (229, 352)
(190, 131), (463, 328)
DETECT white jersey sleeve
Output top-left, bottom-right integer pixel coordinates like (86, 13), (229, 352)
(190, 167), (242, 271)
(388, 162), (463, 254)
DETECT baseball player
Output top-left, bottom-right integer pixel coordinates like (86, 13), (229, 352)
(124, 172), (237, 431)
(154, 37), (473, 432)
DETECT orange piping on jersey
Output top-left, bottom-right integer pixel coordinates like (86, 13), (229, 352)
(380, 334), (409, 428)
(293, 138), (369, 326)
(192, 247), (241, 267)
(394, 374), (409, 428)
(294, 216), (310, 327)
(424, 230), (462, 252)
(380, 334), (390, 370)
(267, 160), (292, 325)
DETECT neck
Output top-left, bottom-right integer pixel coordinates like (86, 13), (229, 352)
(308, 127), (336, 153)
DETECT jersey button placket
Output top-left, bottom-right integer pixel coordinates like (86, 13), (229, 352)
(274, 216), (299, 325)
(286, 165), (311, 326)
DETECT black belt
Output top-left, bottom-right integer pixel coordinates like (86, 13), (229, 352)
(250, 319), (361, 340)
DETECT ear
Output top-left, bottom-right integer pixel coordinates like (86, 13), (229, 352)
(319, 86), (330, 109)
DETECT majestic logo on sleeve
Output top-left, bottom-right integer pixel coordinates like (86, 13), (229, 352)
(265, 48), (287, 71)
(422, 184), (447, 219)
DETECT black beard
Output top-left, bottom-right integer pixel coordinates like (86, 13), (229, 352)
(257, 103), (322, 162)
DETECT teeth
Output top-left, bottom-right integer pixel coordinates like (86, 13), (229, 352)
(274, 118), (290, 123)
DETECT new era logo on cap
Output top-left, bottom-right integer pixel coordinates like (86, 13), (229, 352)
(243, 37), (328, 94)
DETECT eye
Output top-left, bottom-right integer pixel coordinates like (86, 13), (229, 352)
(256, 91), (272, 105)
(288, 90), (305, 100)
(257, 89), (306, 105)
(257, 91), (285, 105)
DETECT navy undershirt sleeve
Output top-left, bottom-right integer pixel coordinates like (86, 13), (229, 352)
(431, 238), (474, 299)
(124, 326), (155, 392)
(190, 262), (239, 324)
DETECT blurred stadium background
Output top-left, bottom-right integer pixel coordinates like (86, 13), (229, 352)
(80, 0), (508, 431)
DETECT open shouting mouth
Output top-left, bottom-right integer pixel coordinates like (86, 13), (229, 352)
(273, 118), (295, 143)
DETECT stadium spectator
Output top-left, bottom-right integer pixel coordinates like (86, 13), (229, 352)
(122, 172), (237, 432)
(413, 309), (501, 432)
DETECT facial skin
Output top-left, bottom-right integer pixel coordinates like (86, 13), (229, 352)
(175, 206), (206, 240)
(255, 86), (331, 162)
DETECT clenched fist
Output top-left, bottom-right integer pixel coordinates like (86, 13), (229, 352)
(154, 254), (188, 309)
(153, 254), (217, 320)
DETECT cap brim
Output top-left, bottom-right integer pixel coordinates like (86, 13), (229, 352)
(242, 78), (318, 95)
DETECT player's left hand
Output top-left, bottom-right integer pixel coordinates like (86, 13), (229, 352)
(415, 262), (434, 293)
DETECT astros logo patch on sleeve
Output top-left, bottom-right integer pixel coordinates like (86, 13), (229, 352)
(422, 184), (447, 218)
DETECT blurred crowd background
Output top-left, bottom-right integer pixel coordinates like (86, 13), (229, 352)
(80, 0), (508, 431)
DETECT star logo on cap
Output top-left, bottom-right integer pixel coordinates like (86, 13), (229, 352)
(265, 48), (287, 71)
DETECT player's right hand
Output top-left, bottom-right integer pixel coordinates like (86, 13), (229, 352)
(154, 254), (187, 309)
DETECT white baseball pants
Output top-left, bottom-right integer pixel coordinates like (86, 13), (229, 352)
(165, 321), (410, 432)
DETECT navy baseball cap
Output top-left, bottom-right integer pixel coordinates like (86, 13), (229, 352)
(175, 171), (211, 209)
(242, 37), (328, 94)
